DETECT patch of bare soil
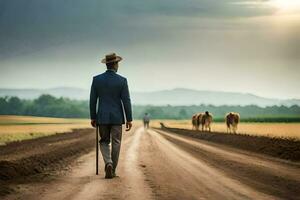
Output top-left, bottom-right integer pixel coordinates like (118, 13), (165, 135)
(155, 129), (300, 199)
(159, 127), (300, 161)
(0, 128), (94, 196)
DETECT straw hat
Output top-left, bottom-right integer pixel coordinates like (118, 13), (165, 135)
(101, 53), (122, 64)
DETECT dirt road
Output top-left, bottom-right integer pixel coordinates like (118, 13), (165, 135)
(2, 127), (300, 200)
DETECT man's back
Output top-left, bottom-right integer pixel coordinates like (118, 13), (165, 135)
(90, 69), (132, 125)
(143, 115), (150, 122)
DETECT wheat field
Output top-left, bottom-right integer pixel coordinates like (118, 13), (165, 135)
(0, 115), (90, 145)
(1, 116), (299, 145)
(151, 120), (300, 139)
(0, 115), (89, 125)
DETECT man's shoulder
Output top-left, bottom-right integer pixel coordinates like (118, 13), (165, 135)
(114, 73), (127, 80)
(93, 72), (127, 81)
(93, 72), (105, 79)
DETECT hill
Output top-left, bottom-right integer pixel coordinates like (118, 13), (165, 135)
(0, 87), (299, 107)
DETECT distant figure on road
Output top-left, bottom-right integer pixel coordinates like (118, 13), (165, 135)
(90, 53), (133, 179)
(143, 113), (150, 129)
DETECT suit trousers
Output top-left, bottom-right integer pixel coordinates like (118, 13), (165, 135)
(98, 125), (122, 172)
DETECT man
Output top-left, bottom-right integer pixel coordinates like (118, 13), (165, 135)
(143, 113), (150, 129)
(90, 53), (133, 179)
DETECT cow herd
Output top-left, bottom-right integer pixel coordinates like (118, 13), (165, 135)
(192, 111), (240, 133)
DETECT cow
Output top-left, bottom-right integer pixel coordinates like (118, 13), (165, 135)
(192, 113), (204, 130)
(225, 112), (240, 133)
(192, 113), (200, 130)
(200, 111), (213, 132)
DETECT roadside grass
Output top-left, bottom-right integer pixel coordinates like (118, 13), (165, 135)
(0, 116), (142, 145)
(0, 115), (89, 125)
(0, 115), (90, 145)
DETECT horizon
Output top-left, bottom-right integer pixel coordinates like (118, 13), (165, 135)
(1, 86), (299, 101)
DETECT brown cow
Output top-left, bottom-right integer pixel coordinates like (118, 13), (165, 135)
(225, 112), (240, 133)
(192, 113), (200, 130)
(192, 113), (204, 130)
(200, 111), (213, 132)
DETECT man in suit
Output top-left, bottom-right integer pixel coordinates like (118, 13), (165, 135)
(143, 113), (150, 129)
(90, 53), (133, 179)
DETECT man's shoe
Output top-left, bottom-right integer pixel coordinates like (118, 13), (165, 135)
(105, 163), (113, 179)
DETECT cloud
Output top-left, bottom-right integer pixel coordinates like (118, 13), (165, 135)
(98, 0), (276, 18)
(0, 0), (277, 58)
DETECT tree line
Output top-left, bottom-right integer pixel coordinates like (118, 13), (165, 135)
(0, 95), (300, 122)
(0, 95), (88, 118)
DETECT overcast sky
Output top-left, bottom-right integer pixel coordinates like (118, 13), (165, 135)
(0, 0), (299, 99)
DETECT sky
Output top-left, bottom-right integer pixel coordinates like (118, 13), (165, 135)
(0, 0), (299, 99)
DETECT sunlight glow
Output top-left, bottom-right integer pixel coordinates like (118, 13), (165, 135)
(232, 0), (300, 14)
(271, 0), (300, 13)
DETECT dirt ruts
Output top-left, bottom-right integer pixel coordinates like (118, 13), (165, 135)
(0, 128), (95, 195)
(158, 127), (300, 161)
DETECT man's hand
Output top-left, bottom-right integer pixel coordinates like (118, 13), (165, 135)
(126, 121), (132, 131)
(91, 119), (96, 128)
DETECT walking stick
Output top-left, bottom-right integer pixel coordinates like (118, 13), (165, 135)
(96, 125), (99, 175)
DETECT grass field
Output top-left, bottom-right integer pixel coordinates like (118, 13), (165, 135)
(0, 115), (91, 145)
(151, 120), (300, 139)
(1, 115), (299, 145)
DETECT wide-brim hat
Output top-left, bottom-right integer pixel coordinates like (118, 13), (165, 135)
(101, 53), (122, 64)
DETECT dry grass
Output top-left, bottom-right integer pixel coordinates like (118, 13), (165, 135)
(0, 115), (88, 125)
(0, 116), (142, 145)
(0, 115), (90, 145)
(151, 120), (300, 139)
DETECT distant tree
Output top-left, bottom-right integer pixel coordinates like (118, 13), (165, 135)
(34, 94), (57, 107)
(8, 97), (23, 114)
(0, 97), (9, 114)
(178, 108), (188, 119)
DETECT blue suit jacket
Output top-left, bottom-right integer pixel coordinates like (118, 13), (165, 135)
(89, 70), (132, 125)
